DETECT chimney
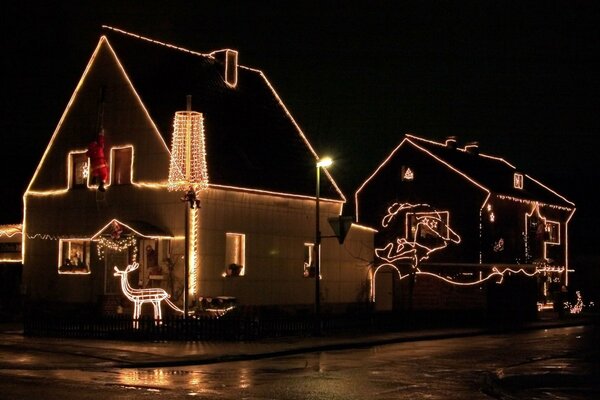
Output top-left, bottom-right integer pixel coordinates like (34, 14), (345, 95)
(445, 136), (458, 149)
(212, 49), (238, 88)
(463, 141), (480, 154)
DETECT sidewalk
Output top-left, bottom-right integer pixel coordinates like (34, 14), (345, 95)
(1, 312), (596, 369)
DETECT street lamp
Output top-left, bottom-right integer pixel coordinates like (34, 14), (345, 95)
(315, 157), (332, 334)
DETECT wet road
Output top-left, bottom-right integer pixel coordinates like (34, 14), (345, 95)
(0, 325), (597, 399)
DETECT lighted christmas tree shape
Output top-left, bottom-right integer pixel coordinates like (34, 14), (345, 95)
(168, 108), (209, 193)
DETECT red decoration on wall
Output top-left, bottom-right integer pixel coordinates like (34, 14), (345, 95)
(87, 129), (108, 191)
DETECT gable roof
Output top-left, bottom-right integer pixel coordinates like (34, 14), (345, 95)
(356, 134), (574, 217)
(100, 27), (344, 202)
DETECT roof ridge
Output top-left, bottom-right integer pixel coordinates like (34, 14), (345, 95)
(101, 25), (215, 59)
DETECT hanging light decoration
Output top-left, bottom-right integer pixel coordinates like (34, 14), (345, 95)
(167, 109), (209, 192)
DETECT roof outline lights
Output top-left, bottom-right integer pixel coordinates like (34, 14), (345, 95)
(91, 218), (173, 240)
(25, 36), (171, 197)
(525, 174), (575, 207)
(407, 135), (574, 207)
(355, 137), (410, 221)
(102, 26), (213, 58)
(355, 135), (492, 222)
(100, 28), (345, 202)
(239, 65), (346, 203)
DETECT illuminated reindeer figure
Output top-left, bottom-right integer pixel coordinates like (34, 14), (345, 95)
(375, 203), (461, 268)
(113, 262), (183, 322)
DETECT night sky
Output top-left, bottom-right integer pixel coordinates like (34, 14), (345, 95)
(2, 1), (598, 261)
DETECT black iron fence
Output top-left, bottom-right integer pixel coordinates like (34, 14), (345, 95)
(22, 309), (488, 341)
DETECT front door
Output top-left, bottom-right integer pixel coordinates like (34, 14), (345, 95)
(375, 270), (394, 311)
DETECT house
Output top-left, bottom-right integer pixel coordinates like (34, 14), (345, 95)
(0, 224), (22, 319)
(355, 134), (575, 318)
(22, 27), (373, 318)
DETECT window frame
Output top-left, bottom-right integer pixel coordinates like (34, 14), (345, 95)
(110, 145), (133, 186)
(225, 232), (245, 277)
(69, 151), (89, 188)
(303, 242), (315, 278)
(58, 239), (91, 274)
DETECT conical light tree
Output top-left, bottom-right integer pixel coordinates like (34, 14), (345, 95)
(167, 98), (209, 316)
(168, 110), (209, 192)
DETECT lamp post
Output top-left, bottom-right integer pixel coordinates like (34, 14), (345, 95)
(315, 157), (332, 335)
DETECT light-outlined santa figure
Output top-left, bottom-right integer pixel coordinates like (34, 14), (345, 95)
(86, 128), (108, 192)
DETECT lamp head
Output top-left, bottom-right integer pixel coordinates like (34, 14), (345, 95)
(316, 157), (333, 168)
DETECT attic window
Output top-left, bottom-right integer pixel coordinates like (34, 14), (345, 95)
(401, 166), (414, 181)
(514, 173), (524, 189)
(111, 146), (133, 185)
(70, 152), (89, 187)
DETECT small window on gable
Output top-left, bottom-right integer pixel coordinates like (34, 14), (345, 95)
(70, 152), (89, 188)
(225, 233), (245, 277)
(58, 239), (91, 274)
(303, 242), (315, 277)
(514, 173), (524, 189)
(401, 166), (414, 181)
(111, 146), (133, 185)
(545, 221), (560, 244)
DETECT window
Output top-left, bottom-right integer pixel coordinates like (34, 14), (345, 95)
(70, 152), (89, 187)
(406, 211), (450, 241)
(303, 243), (315, 277)
(545, 221), (560, 244)
(225, 233), (245, 276)
(514, 173), (524, 189)
(401, 166), (414, 181)
(111, 146), (133, 185)
(58, 240), (91, 274)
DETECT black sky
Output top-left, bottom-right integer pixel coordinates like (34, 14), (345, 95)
(2, 1), (598, 257)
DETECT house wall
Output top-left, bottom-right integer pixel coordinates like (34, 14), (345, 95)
(481, 195), (572, 267)
(23, 187), (183, 306)
(193, 189), (373, 312)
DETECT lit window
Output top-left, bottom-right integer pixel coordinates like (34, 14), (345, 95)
(58, 240), (91, 274)
(111, 147), (133, 185)
(70, 152), (89, 187)
(225, 233), (245, 276)
(303, 243), (314, 277)
(514, 173), (524, 189)
(401, 166), (414, 181)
